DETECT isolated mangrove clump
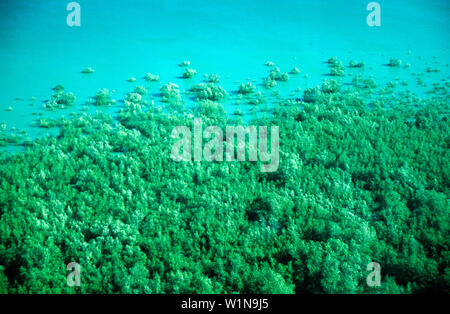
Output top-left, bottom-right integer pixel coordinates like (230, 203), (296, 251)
(190, 83), (227, 101)
(329, 62), (346, 77)
(0, 125), (10, 146)
(352, 75), (377, 89)
(94, 88), (116, 106)
(195, 99), (226, 117)
(1, 133), (23, 145)
(238, 82), (256, 94)
(127, 77), (137, 83)
(233, 108), (244, 116)
(246, 91), (266, 106)
(388, 58), (402, 67)
(348, 60), (365, 68)
(44, 90), (76, 110)
(144, 73), (160, 82)
(81, 67), (95, 74)
(207, 74), (220, 83)
(179, 60), (191, 67)
(265, 61), (275, 67)
(183, 68), (197, 79)
(0, 125), (30, 147)
(161, 83), (181, 103)
(52, 84), (65, 92)
(0, 58), (448, 295)
(326, 56), (346, 76)
(269, 67), (290, 81)
(125, 92), (143, 104)
(321, 79), (341, 93)
(37, 117), (60, 128)
(280, 73), (289, 81)
(262, 67), (289, 89)
(263, 76), (277, 89)
(134, 85), (148, 96)
(290, 67), (301, 74)
(426, 67), (440, 73)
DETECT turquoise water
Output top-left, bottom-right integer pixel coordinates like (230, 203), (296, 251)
(0, 0), (449, 146)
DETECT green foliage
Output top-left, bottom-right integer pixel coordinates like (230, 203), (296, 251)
(263, 77), (277, 89)
(349, 60), (365, 68)
(52, 84), (65, 92)
(182, 68), (197, 79)
(290, 67), (301, 74)
(207, 74), (220, 83)
(330, 63), (346, 77)
(238, 82), (256, 95)
(37, 118), (60, 128)
(388, 58), (402, 67)
(352, 75), (377, 89)
(94, 88), (116, 106)
(144, 73), (160, 82)
(327, 57), (339, 65)
(269, 67), (289, 81)
(161, 83), (181, 104)
(125, 92), (142, 104)
(134, 86), (148, 96)
(321, 79), (341, 94)
(234, 108), (244, 116)
(327, 57), (346, 76)
(44, 90), (76, 110)
(303, 86), (322, 103)
(81, 67), (95, 74)
(179, 61), (191, 67)
(426, 67), (440, 73)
